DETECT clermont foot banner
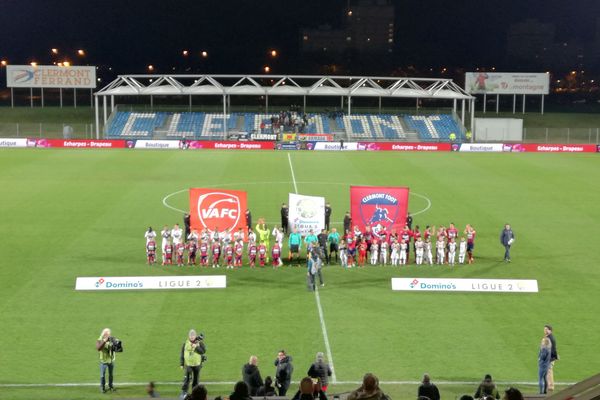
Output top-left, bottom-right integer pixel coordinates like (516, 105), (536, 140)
(288, 193), (325, 236)
(350, 186), (409, 236)
(189, 188), (247, 234)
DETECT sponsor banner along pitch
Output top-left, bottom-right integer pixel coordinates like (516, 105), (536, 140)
(392, 278), (539, 293)
(75, 276), (226, 291)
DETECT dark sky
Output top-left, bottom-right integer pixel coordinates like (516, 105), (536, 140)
(1, 0), (598, 74)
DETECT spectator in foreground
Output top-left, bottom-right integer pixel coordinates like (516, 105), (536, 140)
(418, 374), (440, 400)
(503, 387), (523, 400)
(274, 350), (294, 396)
(230, 381), (252, 400)
(347, 373), (390, 400)
(186, 384), (207, 400)
(460, 396), (474, 400)
(474, 375), (500, 400)
(308, 352), (333, 392)
(291, 377), (326, 400)
(242, 355), (264, 396)
(256, 376), (277, 397)
(538, 337), (552, 394)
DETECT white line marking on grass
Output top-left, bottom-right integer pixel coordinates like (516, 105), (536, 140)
(287, 153), (298, 194)
(287, 152), (337, 383)
(0, 380), (575, 388)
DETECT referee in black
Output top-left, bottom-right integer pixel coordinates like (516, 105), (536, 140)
(280, 203), (289, 234)
(324, 202), (332, 231)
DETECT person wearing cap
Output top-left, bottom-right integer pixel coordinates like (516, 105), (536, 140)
(544, 324), (558, 392)
(474, 374), (500, 400)
(418, 374), (440, 400)
(307, 352), (333, 392)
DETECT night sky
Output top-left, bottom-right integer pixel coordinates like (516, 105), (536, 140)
(1, 0), (599, 74)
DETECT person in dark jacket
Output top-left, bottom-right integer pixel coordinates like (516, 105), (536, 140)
(343, 212), (352, 235)
(317, 230), (329, 264)
(474, 375), (500, 400)
(324, 203), (332, 231)
(544, 324), (558, 392)
(307, 352), (333, 392)
(245, 209), (252, 231)
(183, 213), (191, 238)
(256, 376), (277, 397)
(418, 374), (440, 400)
(538, 337), (552, 394)
(500, 224), (515, 262)
(291, 377), (327, 400)
(230, 381), (252, 400)
(503, 387), (523, 400)
(347, 373), (390, 400)
(281, 204), (289, 234)
(274, 350), (294, 396)
(242, 355), (263, 396)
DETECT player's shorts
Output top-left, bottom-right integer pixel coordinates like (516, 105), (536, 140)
(330, 243), (339, 252)
(347, 249), (356, 257)
(290, 244), (299, 253)
(467, 243), (474, 251)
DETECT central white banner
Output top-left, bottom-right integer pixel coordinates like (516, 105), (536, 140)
(392, 278), (538, 293)
(288, 193), (325, 236)
(75, 275), (227, 291)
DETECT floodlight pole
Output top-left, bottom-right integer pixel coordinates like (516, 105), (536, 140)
(60, 88), (63, 108)
(378, 97), (381, 114)
(223, 94), (227, 137)
(74, 89), (77, 108)
(541, 95), (545, 115)
(512, 94), (516, 114)
(265, 94), (269, 114)
(303, 95), (306, 113)
(453, 99), (457, 113)
(522, 94), (526, 114)
(496, 94), (499, 114)
(470, 98), (475, 141)
(10, 88), (14, 108)
(483, 93), (486, 113)
(30, 88), (33, 108)
(188, 94), (192, 111)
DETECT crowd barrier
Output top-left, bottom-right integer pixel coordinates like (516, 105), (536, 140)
(0, 138), (598, 153)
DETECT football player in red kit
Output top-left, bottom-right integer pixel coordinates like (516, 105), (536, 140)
(248, 241), (258, 268)
(211, 240), (221, 268)
(146, 239), (157, 265)
(199, 240), (209, 267)
(187, 240), (198, 265)
(358, 238), (368, 267)
(164, 241), (173, 265)
(224, 243), (234, 269)
(446, 223), (458, 263)
(234, 241), (244, 267)
(176, 242), (185, 266)
(258, 242), (267, 267)
(272, 242), (281, 268)
(465, 224), (476, 264)
(346, 236), (356, 267)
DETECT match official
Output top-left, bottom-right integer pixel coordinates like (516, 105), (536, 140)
(180, 329), (207, 399)
(500, 224), (515, 262)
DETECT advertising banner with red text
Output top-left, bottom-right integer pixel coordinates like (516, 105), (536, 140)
(189, 189), (248, 234)
(358, 142), (452, 151)
(504, 143), (598, 153)
(187, 141), (275, 150)
(350, 186), (410, 237)
(29, 138), (126, 148)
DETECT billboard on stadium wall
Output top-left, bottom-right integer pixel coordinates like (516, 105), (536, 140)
(189, 188), (248, 234)
(465, 72), (549, 95)
(288, 193), (325, 236)
(7, 65), (97, 88)
(297, 133), (334, 142)
(504, 143), (598, 153)
(350, 186), (410, 237)
(29, 138), (126, 148)
(0, 138), (28, 148)
(391, 278), (539, 293)
(456, 143), (504, 152)
(358, 142), (452, 151)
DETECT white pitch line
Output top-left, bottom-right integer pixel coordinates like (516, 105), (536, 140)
(0, 380), (575, 388)
(287, 152), (337, 383)
(287, 153), (298, 194)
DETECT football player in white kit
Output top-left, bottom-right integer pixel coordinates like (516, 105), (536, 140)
(379, 239), (389, 265)
(145, 227), (157, 244)
(171, 224), (183, 246)
(424, 238), (433, 265)
(399, 240), (408, 265)
(339, 240), (348, 268)
(436, 237), (445, 265)
(272, 226), (284, 248)
(458, 237), (467, 264)
(415, 238), (424, 265)
(187, 229), (199, 244)
(370, 240), (379, 265)
(160, 225), (171, 264)
(448, 238), (457, 266)
(390, 239), (400, 266)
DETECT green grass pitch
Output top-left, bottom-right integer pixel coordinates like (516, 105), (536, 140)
(1, 149), (599, 399)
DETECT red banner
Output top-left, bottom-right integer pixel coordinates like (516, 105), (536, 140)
(350, 186), (410, 236)
(189, 188), (248, 234)
(187, 141), (275, 150)
(29, 138), (126, 148)
(507, 143), (598, 153)
(359, 142), (451, 151)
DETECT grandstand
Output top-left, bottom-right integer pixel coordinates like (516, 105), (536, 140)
(105, 110), (466, 142)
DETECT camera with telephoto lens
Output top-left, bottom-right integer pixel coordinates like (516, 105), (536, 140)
(108, 336), (123, 353)
(193, 332), (205, 343)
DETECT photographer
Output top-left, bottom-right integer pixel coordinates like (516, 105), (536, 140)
(96, 328), (120, 393)
(180, 329), (207, 399)
(274, 350), (294, 396)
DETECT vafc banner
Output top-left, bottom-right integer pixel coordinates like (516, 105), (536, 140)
(350, 186), (410, 236)
(288, 193), (325, 236)
(189, 189), (247, 234)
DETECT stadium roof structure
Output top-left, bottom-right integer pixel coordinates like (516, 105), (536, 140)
(94, 74), (475, 137)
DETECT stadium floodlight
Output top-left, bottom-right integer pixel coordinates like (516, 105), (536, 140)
(270, 50), (277, 57)
(77, 49), (85, 56)
(30, 61), (38, 67)
(51, 48), (59, 54)
(201, 51), (208, 58)
(1, 60), (7, 66)
(264, 66), (271, 73)
(183, 50), (189, 56)
(63, 61), (71, 67)
(148, 65), (154, 71)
